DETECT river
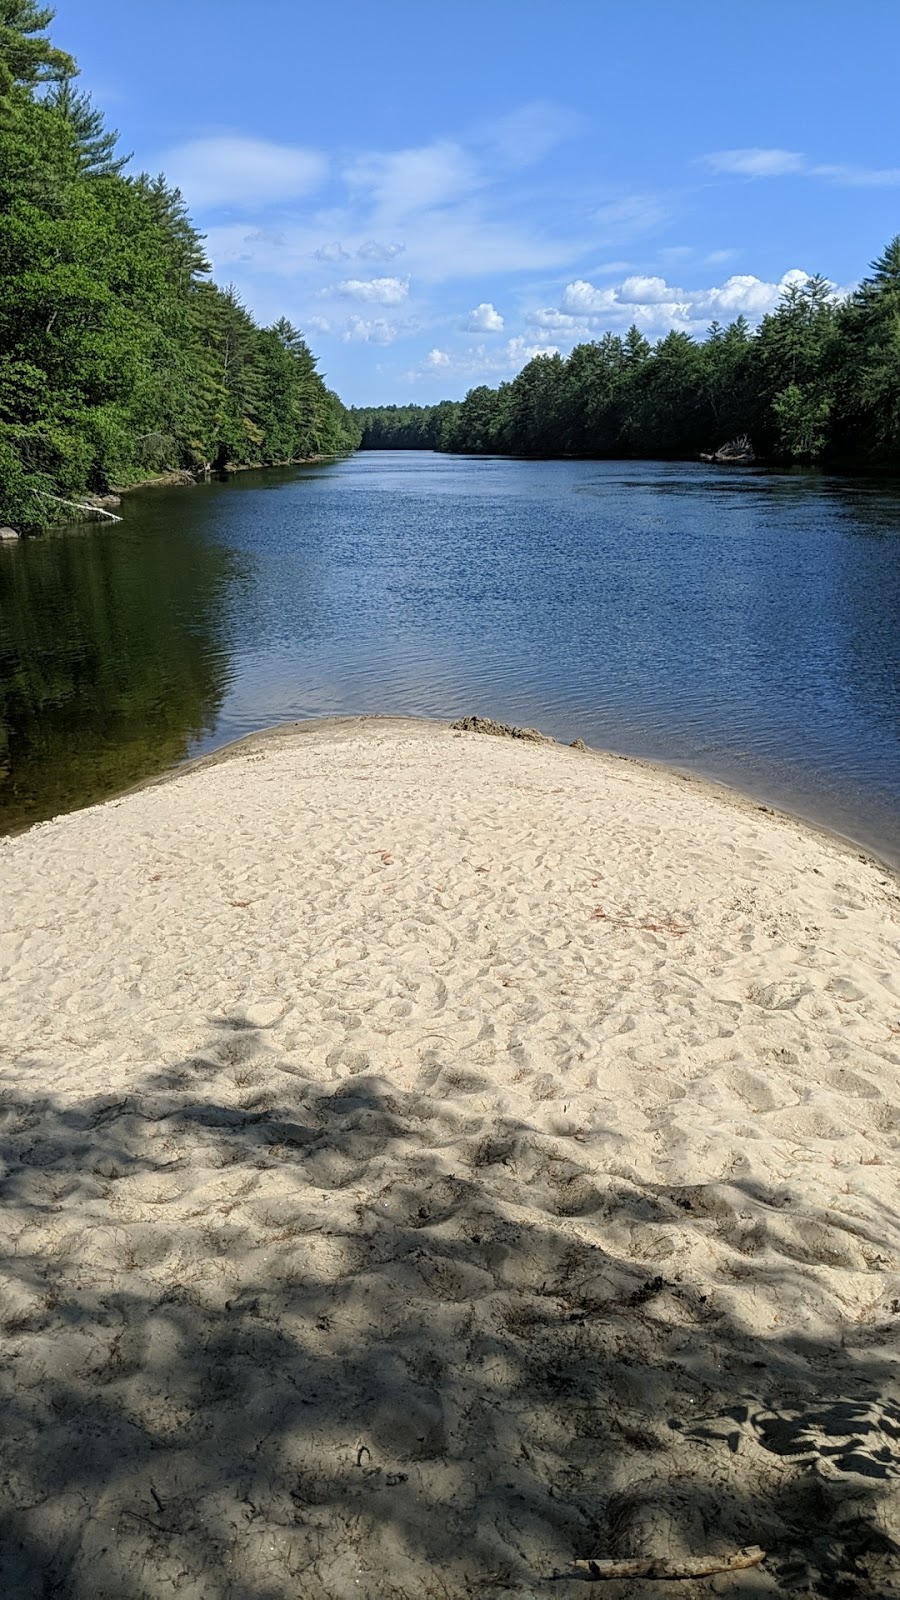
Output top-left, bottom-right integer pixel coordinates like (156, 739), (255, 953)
(1, 452), (898, 866)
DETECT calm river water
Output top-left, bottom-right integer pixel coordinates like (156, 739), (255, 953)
(1, 452), (898, 865)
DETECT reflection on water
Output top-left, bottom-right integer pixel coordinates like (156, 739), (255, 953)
(0, 514), (239, 830)
(0, 455), (898, 865)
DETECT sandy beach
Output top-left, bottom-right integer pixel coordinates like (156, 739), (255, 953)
(1, 716), (898, 1599)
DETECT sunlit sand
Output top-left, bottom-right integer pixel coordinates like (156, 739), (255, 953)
(1, 718), (898, 1597)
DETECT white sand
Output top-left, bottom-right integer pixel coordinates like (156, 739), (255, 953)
(1, 717), (899, 1599)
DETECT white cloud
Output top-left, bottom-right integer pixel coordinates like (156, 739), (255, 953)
(561, 280), (618, 314)
(314, 241), (350, 262)
(812, 161), (900, 187)
(346, 139), (481, 217)
(617, 275), (676, 305)
(404, 334), (560, 386)
(550, 267), (827, 339)
(244, 227), (286, 247)
(343, 127), (589, 280)
(705, 148), (900, 187)
(466, 301), (504, 332)
(357, 239), (405, 260)
(695, 270), (809, 317)
(159, 135), (326, 209)
(342, 317), (401, 345)
(504, 336), (559, 364)
(481, 101), (585, 167)
(324, 276), (410, 304)
(592, 195), (668, 235)
(706, 148), (805, 178)
(528, 309), (586, 332)
(583, 260), (632, 275)
(198, 106), (594, 301)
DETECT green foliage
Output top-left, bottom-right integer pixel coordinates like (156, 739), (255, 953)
(355, 249), (900, 470)
(43, 77), (130, 175)
(351, 402), (459, 450)
(0, 2), (73, 97)
(832, 236), (900, 464)
(771, 384), (832, 461)
(0, 8), (356, 527)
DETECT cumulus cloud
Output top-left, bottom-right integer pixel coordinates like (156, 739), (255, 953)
(696, 269), (810, 316)
(314, 241), (350, 262)
(341, 316), (401, 344)
(526, 309), (591, 339)
(617, 275), (678, 305)
(504, 336), (559, 364)
(529, 309), (585, 331)
(243, 228), (286, 247)
(705, 148), (900, 187)
(561, 280), (618, 314)
(546, 267), (829, 340)
(356, 239), (405, 261)
(414, 336), (559, 382)
(159, 135), (326, 210)
(323, 276), (410, 305)
(465, 302), (504, 332)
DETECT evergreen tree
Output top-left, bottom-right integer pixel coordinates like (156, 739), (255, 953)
(0, 7), (357, 527)
(42, 78), (129, 175)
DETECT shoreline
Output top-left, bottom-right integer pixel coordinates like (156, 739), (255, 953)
(110, 453), (347, 498)
(2, 711), (896, 889)
(1, 717), (899, 1595)
(101, 713), (900, 888)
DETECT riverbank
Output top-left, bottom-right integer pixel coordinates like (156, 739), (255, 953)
(1, 717), (898, 1598)
(113, 455), (347, 497)
(0, 458), (352, 534)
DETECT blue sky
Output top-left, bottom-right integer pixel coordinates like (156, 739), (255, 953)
(58, 0), (900, 405)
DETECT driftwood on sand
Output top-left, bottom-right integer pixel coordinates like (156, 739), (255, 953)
(574, 1546), (766, 1580)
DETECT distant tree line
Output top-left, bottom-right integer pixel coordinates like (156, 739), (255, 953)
(352, 245), (900, 468)
(0, 3), (359, 528)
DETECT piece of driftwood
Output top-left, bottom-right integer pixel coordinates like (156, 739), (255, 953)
(35, 491), (122, 523)
(574, 1545), (765, 1580)
(700, 434), (756, 465)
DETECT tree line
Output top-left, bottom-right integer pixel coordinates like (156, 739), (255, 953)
(352, 245), (900, 468)
(0, 3), (359, 529)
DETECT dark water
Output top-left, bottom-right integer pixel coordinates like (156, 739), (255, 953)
(1, 452), (898, 866)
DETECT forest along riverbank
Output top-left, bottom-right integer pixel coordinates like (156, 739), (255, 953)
(349, 235), (900, 471)
(1, 718), (898, 1597)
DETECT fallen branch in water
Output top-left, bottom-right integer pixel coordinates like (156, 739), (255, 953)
(34, 492), (122, 523)
(574, 1546), (766, 1580)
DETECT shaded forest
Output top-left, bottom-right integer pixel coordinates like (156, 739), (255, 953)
(0, 3), (359, 530)
(352, 246), (900, 468)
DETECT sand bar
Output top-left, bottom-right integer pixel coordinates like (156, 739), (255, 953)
(1, 717), (899, 1599)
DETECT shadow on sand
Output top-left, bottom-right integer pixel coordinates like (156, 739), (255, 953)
(0, 1022), (898, 1598)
